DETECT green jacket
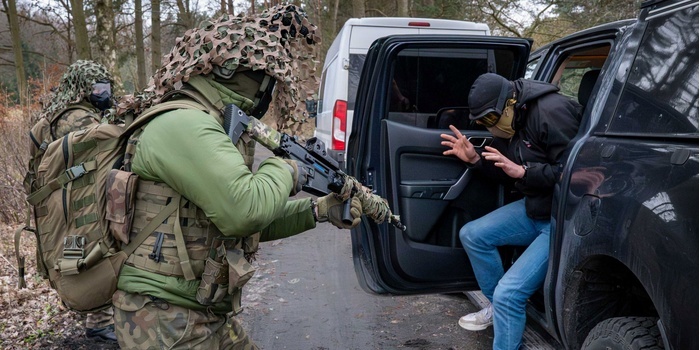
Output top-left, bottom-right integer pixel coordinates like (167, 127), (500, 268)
(117, 77), (316, 311)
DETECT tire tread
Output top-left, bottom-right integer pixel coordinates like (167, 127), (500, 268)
(582, 316), (663, 350)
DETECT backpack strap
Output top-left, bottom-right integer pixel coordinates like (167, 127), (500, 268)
(26, 159), (98, 206)
(14, 208), (35, 289)
(123, 99), (214, 137)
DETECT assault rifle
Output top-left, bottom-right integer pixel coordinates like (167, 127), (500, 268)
(223, 104), (405, 231)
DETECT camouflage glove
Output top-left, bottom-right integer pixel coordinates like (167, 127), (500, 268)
(316, 195), (362, 229)
(281, 159), (307, 196)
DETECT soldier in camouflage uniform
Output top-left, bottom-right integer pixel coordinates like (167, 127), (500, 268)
(41, 60), (117, 343)
(112, 5), (363, 349)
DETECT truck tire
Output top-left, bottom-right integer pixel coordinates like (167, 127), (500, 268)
(582, 317), (663, 350)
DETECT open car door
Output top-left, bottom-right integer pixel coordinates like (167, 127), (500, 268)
(346, 35), (531, 294)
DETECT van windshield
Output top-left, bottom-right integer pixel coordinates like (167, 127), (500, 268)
(348, 54), (366, 110)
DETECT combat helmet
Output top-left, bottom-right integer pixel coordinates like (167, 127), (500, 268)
(119, 4), (321, 134)
(42, 60), (113, 119)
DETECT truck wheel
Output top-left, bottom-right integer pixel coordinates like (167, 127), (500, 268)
(582, 317), (663, 350)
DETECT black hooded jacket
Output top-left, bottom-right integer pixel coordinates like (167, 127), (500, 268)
(474, 79), (582, 219)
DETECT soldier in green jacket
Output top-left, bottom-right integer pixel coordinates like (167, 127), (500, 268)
(112, 5), (362, 349)
(41, 60), (117, 343)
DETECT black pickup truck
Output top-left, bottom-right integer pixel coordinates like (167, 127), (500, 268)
(345, 1), (698, 349)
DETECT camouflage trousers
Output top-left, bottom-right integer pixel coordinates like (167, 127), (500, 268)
(85, 307), (114, 329)
(113, 290), (258, 350)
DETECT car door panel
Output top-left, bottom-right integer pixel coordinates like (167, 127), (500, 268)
(348, 35), (531, 294)
(385, 120), (493, 242)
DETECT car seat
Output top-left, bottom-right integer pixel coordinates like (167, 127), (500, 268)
(577, 69), (601, 109)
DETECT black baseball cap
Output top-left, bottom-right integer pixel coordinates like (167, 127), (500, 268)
(468, 73), (513, 121)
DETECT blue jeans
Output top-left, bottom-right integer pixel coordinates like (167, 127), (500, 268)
(459, 199), (550, 350)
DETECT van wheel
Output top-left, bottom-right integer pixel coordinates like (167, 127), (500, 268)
(582, 317), (663, 350)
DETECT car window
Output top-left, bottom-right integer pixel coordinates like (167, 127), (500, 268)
(607, 6), (699, 136)
(386, 47), (521, 131)
(525, 56), (541, 79)
(347, 54), (366, 110)
(549, 45), (611, 101)
(320, 55), (338, 113)
(317, 65), (328, 114)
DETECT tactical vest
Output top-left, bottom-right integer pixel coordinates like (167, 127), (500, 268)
(122, 88), (259, 314)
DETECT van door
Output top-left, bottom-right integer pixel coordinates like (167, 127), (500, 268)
(346, 35), (531, 294)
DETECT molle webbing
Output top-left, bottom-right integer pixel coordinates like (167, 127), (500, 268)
(126, 180), (223, 280)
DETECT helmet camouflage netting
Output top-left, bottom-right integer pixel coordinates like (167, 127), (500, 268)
(118, 4), (321, 133)
(42, 60), (112, 119)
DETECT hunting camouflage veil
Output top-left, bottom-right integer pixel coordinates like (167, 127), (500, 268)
(119, 4), (321, 133)
(42, 60), (112, 119)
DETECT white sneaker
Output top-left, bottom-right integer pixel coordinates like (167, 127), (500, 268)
(458, 304), (493, 331)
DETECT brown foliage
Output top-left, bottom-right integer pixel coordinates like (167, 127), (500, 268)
(0, 64), (62, 225)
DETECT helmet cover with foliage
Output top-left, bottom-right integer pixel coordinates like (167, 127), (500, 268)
(117, 4), (320, 133)
(42, 60), (113, 119)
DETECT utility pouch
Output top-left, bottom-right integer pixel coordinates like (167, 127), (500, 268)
(105, 169), (139, 244)
(226, 248), (255, 294)
(195, 257), (229, 305)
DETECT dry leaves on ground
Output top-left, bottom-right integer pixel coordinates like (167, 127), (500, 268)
(0, 224), (117, 349)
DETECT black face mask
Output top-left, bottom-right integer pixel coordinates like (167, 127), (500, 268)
(89, 81), (112, 111)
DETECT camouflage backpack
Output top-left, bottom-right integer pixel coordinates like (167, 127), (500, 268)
(14, 96), (216, 313)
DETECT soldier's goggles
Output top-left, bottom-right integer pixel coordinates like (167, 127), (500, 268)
(91, 80), (111, 95)
(475, 112), (500, 127)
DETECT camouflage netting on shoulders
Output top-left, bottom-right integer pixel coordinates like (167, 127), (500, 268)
(42, 60), (112, 119)
(118, 4), (321, 134)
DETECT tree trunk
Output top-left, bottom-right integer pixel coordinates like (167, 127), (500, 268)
(175, 0), (196, 29)
(250, 0), (255, 14)
(3, 0), (27, 103)
(352, 0), (364, 18)
(397, 0), (409, 16)
(69, 0), (91, 59)
(151, 0), (162, 74)
(332, 0), (339, 30)
(94, 0), (122, 91)
(135, 0), (147, 89)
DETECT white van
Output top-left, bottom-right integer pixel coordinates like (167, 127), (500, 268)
(313, 17), (490, 168)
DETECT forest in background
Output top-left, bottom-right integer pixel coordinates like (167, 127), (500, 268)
(1, 0), (642, 104)
(0, 0), (641, 224)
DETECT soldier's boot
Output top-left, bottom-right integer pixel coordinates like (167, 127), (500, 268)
(86, 308), (117, 343)
(86, 324), (118, 343)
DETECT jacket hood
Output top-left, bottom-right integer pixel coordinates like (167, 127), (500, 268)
(513, 79), (560, 107)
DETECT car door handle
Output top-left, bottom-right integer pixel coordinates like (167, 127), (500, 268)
(443, 168), (472, 200)
(670, 149), (690, 165)
(468, 136), (492, 148)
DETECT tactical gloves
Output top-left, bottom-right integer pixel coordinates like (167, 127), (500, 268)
(316, 194), (363, 229)
(281, 159), (307, 196)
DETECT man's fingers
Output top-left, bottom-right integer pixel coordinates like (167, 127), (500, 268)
(484, 146), (500, 154)
(449, 125), (463, 137)
(440, 133), (455, 142)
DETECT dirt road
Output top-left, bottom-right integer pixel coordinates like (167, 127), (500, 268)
(237, 219), (494, 350)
